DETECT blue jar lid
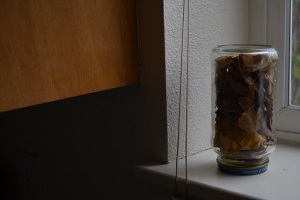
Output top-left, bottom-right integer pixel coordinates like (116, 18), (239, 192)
(217, 161), (268, 176)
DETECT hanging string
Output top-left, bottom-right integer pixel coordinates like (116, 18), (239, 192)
(173, 0), (190, 199)
(175, 0), (186, 195)
(185, 0), (190, 196)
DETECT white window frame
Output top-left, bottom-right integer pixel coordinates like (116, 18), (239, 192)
(266, 0), (300, 134)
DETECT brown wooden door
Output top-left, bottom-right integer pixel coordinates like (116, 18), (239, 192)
(0, 0), (139, 112)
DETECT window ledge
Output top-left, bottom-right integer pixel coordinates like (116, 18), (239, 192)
(135, 140), (300, 200)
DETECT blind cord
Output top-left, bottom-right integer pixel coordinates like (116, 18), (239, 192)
(173, 0), (190, 199)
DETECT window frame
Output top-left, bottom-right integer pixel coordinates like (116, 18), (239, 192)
(266, 0), (300, 134)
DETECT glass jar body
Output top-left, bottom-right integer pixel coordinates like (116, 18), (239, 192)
(211, 45), (278, 175)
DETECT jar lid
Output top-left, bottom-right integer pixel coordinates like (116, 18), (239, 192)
(217, 159), (269, 176)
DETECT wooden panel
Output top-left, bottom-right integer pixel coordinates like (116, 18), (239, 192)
(0, 0), (139, 112)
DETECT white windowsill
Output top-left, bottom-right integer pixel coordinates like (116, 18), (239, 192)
(135, 137), (300, 200)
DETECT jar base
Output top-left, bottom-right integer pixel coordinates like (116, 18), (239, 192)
(217, 156), (269, 176)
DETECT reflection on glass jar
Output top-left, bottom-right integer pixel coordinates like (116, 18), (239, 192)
(211, 45), (278, 175)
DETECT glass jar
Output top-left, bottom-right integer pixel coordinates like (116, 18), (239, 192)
(211, 44), (278, 175)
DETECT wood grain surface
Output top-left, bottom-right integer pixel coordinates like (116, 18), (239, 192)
(0, 0), (139, 112)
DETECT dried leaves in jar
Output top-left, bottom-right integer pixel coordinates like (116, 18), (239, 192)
(213, 54), (276, 154)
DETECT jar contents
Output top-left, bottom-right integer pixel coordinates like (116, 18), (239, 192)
(213, 54), (277, 158)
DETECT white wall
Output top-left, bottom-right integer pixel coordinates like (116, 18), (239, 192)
(164, 0), (249, 161)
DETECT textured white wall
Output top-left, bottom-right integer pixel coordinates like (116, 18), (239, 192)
(164, 0), (249, 161)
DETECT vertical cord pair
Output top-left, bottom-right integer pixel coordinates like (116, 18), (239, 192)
(172, 0), (190, 199)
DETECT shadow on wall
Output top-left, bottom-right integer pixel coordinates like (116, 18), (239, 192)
(0, 85), (163, 200)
